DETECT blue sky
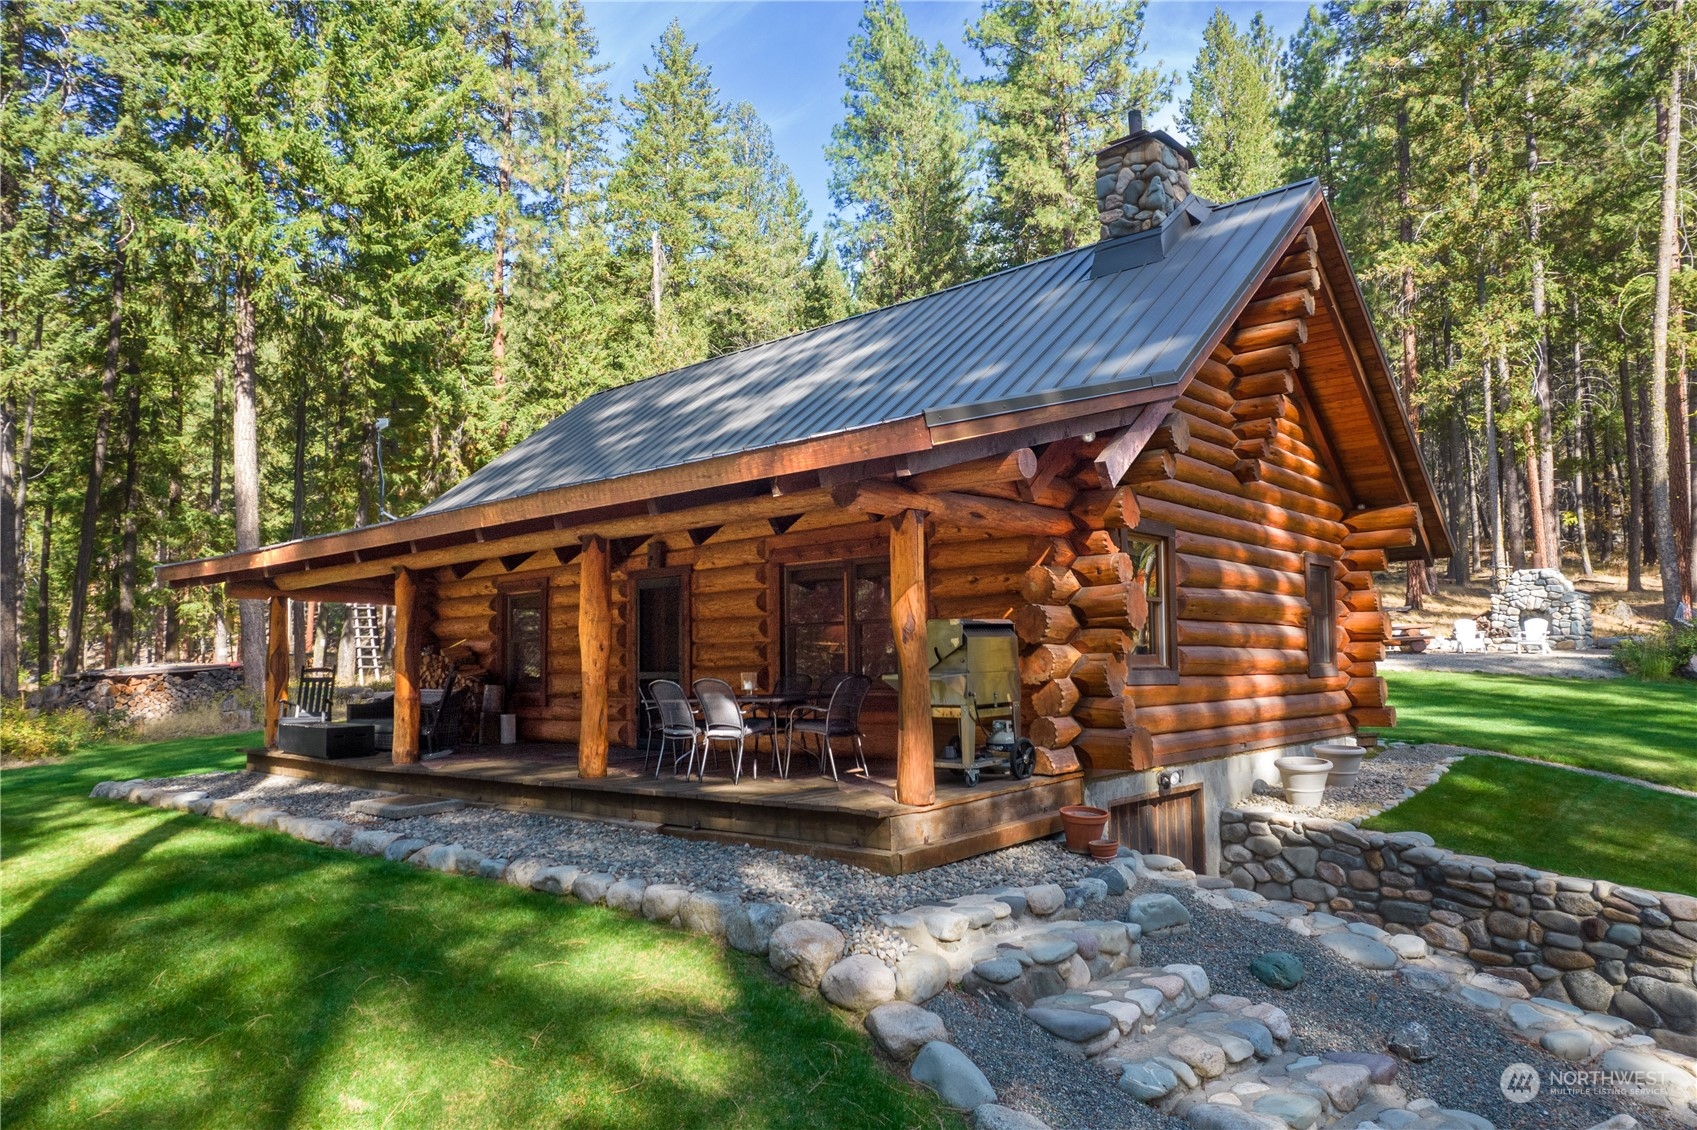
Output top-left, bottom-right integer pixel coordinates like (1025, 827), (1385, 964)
(580, 1), (1316, 233)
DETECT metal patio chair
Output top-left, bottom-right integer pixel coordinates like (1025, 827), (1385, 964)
(419, 671), (467, 758)
(648, 680), (699, 779)
(692, 678), (774, 785)
(637, 681), (664, 771)
(772, 673), (812, 700)
(783, 674), (872, 781)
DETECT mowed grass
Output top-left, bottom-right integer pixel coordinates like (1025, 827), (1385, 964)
(0, 734), (958, 1130)
(1364, 755), (1697, 897)
(1381, 669), (1697, 791)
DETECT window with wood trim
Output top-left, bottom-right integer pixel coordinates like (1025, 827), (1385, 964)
(782, 560), (895, 681)
(1305, 555), (1339, 677)
(1117, 522), (1178, 684)
(498, 583), (547, 706)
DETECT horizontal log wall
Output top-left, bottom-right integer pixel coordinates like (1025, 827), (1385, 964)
(1013, 225), (1399, 776)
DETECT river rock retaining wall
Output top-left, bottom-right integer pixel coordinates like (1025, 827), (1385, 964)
(1219, 806), (1697, 1046)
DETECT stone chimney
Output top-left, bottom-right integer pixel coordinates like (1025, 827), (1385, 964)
(1095, 109), (1197, 239)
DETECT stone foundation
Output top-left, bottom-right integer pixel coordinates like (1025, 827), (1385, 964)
(1218, 807), (1697, 1044)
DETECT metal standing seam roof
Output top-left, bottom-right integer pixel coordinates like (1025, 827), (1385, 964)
(419, 180), (1321, 517)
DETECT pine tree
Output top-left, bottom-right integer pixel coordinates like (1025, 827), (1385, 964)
(826, 0), (976, 307)
(464, 0), (610, 400)
(608, 20), (734, 371)
(707, 102), (814, 354)
(968, 0), (1168, 263)
(1181, 8), (1284, 201)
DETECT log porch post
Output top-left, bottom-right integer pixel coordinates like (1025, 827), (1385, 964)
(392, 567), (420, 764)
(890, 509), (934, 807)
(263, 596), (289, 748)
(578, 534), (610, 778)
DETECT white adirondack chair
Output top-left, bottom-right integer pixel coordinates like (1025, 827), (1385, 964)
(1453, 618), (1482, 654)
(1516, 615), (1553, 654)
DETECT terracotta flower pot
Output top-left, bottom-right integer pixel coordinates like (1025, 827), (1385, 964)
(1059, 804), (1110, 853)
(1088, 837), (1120, 862)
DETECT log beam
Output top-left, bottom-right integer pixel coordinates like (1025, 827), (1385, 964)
(890, 510), (935, 807)
(263, 596), (290, 749)
(392, 569), (420, 764)
(835, 480), (1075, 537)
(907, 448), (1037, 495)
(578, 535), (611, 778)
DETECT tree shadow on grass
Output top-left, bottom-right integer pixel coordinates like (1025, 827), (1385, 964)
(2, 802), (955, 1130)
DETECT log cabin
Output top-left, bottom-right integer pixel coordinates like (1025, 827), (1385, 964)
(157, 114), (1449, 876)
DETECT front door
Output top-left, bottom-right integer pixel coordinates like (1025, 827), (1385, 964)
(635, 573), (687, 739)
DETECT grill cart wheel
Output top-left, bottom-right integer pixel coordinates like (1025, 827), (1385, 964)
(1011, 738), (1036, 779)
(962, 768), (980, 787)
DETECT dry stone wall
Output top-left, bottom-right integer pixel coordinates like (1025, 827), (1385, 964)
(1219, 807), (1697, 1048)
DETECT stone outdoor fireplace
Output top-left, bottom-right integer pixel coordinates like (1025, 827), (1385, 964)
(1486, 568), (1593, 648)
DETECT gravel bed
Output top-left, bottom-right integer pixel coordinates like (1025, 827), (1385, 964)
(1236, 742), (1454, 822)
(1380, 649), (1623, 679)
(130, 768), (1097, 951)
(1133, 892), (1678, 1130)
(930, 989), (1180, 1130)
(926, 881), (1668, 1130)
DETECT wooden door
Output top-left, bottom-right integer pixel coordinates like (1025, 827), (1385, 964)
(1107, 783), (1204, 870)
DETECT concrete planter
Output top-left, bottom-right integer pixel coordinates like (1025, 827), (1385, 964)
(1312, 742), (1365, 789)
(1273, 756), (1333, 807)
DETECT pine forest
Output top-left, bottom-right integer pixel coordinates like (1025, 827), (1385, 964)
(2, 0), (1695, 699)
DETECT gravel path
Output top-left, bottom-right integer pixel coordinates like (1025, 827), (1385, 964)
(1380, 649), (1622, 679)
(922, 883), (1671, 1130)
(132, 768), (1098, 948)
(1237, 742), (1453, 822)
(1135, 892), (1681, 1130)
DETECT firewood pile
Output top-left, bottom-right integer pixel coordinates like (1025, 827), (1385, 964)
(54, 664), (245, 721)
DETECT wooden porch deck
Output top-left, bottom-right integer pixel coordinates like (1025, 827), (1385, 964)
(250, 741), (1084, 875)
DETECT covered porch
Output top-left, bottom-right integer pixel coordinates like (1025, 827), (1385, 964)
(249, 739), (1083, 875)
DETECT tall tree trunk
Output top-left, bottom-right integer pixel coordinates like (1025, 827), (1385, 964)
(1, 2), (20, 697)
(1506, 433), (1527, 568)
(1671, 335), (1693, 602)
(1484, 356), (1505, 577)
(291, 376), (308, 663)
(210, 365), (224, 517)
(1648, 57), (1686, 616)
(1396, 106), (1425, 609)
(1623, 352), (1644, 589)
(64, 232), (127, 675)
(34, 497), (51, 682)
(1527, 110), (1560, 567)
(232, 262), (266, 694)
(112, 373), (142, 664)
(1525, 426), (1550, 568)
(1449, 404), (1472, 584)
(0, 392), (17, 697)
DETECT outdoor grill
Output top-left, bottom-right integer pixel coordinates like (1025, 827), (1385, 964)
(887, 619), (1035, 786)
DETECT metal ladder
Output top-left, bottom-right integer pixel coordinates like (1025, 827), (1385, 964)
(351, 604), (385, 683)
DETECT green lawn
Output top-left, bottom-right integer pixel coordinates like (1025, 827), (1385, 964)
(1, 734), (956, 1130)
(1364, 755), (1697, 897)
(1382, 669), (1697, 791)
